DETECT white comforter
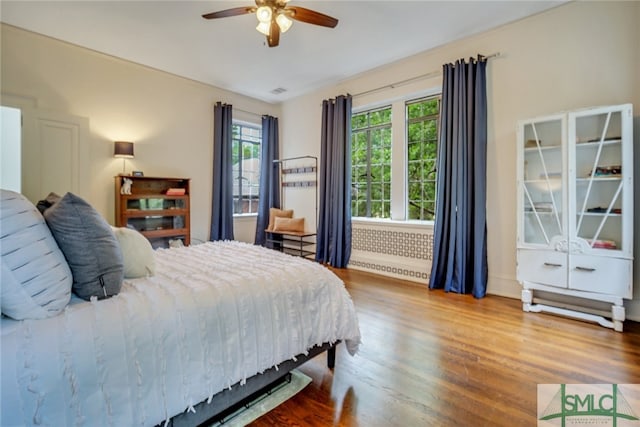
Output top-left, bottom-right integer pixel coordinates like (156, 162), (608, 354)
(1, 241), (361, 427)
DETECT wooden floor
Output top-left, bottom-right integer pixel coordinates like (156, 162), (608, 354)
(249, 268), (640, 427)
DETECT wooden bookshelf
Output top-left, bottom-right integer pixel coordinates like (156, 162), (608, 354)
(115, 176), (190, 248)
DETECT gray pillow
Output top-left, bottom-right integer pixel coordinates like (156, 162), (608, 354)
(44, 192), (124, 300)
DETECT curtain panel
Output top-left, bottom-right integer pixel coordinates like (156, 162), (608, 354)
(254, 115), (280, 246)
(210, 102), (235, 241)
(316, 95), (353, 268)
(429, 57), (488, 298)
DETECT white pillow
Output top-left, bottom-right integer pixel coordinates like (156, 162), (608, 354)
(111, 227), (156, 278)
(0, 189), (72, 320)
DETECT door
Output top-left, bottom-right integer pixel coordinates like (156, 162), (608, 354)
(20, 107), (90, 204)
(0, 106), (22, 192)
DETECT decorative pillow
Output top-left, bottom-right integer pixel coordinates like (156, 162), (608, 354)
(111, 226), (156, 278)
(273, 217), (305, 233)
(44, 192), (124, 300)
(36, 191), (61, 214)
(268, 208), (293, 231)
(0, 189), (72, 320)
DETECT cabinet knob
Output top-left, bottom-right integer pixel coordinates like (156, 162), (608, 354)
(575, 266), (596, 272)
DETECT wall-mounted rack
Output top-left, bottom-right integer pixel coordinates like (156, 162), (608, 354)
(282, 181), (316, 188)
(273, 155), (318, 227)
(283, 166), (317, 174)
(270, 156), (318, 258)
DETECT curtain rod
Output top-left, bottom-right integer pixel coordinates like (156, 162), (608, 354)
(352, 52), (501, 99)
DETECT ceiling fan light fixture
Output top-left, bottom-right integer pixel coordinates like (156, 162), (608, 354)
(256, 21), (271, 36)
(256, 6), (272, 23)
(202, 1), (339, 48)
(276, 13), (292, 33)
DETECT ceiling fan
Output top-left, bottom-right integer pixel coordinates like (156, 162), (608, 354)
(202, 0), (338, 47)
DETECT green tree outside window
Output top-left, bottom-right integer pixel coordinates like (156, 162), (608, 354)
(406, 96), (440, 221)
(351, 106), (392, 218)
(232, 123), (261, 214)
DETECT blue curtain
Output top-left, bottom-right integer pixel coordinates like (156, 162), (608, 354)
(210, 102), (234, 241)
(254, 115), (280, 246)
(316, 95), (352, 268)
(429, 57), (488, 298)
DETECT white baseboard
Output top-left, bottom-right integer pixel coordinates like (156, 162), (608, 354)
(487, 275), (521, 299)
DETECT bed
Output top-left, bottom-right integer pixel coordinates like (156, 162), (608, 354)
(0, 190), (361, 427)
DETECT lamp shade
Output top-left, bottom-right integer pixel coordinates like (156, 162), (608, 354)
(114, 141), (134, 158)
(276, 14), (292, 33)
(256, 6), (272, 23)
(256, 22), (271, 36)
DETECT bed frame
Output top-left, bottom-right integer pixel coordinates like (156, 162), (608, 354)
(166, 342), (337, 426)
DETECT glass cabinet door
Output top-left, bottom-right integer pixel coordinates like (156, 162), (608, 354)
(126, 197), (187, 211)
(126, 214), (187, 233)
(519, 117), (566, 248)
(570, 107), (627, 254)
(124, 197), (188, 232)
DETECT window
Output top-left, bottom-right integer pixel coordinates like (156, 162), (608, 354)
(406, 96), (440, 221)
(350, 92), (441, 222)
(232, 122), (261, 215)
(351, 106), (392, 218)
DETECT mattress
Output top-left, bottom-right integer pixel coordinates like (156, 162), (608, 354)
(1, 241), (361, 426)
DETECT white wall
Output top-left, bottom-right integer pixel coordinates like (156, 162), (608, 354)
(0, 106), (22, 192)
(280, 2), (640, 318)
(0, 24), (280, 243)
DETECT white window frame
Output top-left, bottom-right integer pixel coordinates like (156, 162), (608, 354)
(352, 86), (441, 223)
(351, 106), (393, 218)
(232, 120), (262, 217)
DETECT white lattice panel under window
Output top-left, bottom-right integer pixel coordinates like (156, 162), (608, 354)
(349, 221), (433, 284)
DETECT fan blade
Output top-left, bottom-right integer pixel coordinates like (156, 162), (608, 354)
(285, 6), (338, 28)
(267, 19), (280, 47)
(202, 6), (255, 19)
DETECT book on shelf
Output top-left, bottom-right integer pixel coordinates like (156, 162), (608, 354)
(589, 239), (617, 250)
(165, 188), (186, 196)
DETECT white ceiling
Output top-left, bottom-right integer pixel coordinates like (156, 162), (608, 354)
(1, 1), (564, 104)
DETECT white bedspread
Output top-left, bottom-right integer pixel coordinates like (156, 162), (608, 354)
(1, 241), (361, 426)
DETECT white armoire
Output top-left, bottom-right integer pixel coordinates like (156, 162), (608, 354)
(516, 104), (633, 331)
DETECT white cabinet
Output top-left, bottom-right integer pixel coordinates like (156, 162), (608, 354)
(516, 104), (633, 331)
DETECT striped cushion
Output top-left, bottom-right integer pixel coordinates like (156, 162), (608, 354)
(0, 190), (72, 320)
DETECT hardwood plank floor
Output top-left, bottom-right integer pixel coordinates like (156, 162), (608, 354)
(249, 268), (640, 427)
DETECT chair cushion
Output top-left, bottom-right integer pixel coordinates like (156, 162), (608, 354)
(44, 192), (124, 300)
(267, 208), (293, 231)
(0, 189), (72, 319)
(273, 217), (305, 233)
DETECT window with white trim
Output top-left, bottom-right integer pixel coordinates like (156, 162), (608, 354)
(406, 96), (440, 221)
(351, 106), (392, 218)
(351, 93), (441, 221)
(232, 122), (261, 215)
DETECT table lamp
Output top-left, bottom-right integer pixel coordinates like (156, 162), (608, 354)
(114, 141), (134, 175)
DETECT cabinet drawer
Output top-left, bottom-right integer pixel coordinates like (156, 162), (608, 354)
(517, 249), (567, 288)
(569, 254), (632, 298)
